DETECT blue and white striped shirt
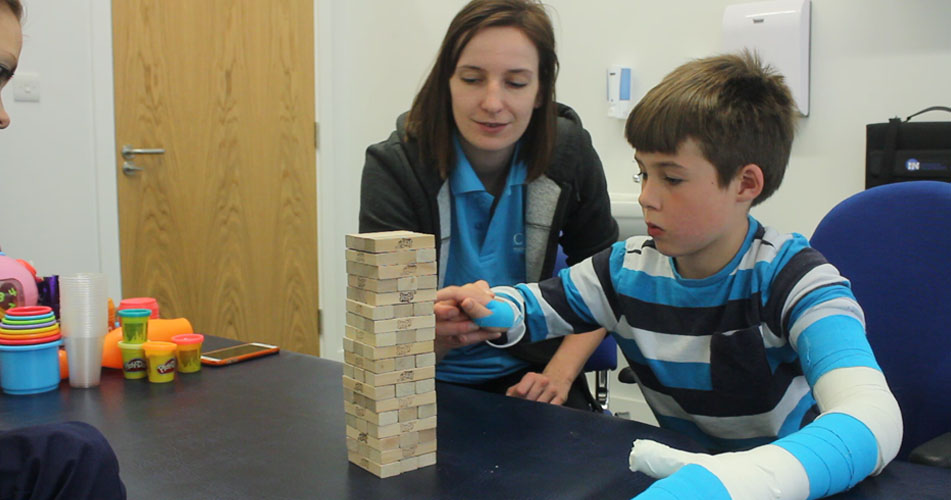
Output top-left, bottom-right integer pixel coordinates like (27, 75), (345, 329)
(493, 216), (880, 452)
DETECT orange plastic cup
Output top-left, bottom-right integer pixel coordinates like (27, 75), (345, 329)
(141, 341), (177, 383)
(171, 333), (204, 373)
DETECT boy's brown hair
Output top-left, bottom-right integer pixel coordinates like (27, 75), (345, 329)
(625, 51), (797, 205)
(405, 0), (558, 181)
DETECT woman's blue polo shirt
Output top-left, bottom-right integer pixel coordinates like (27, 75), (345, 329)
(438, 140), (531, 383)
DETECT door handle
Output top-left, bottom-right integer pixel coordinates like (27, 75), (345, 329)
(122, 144), (165, 160)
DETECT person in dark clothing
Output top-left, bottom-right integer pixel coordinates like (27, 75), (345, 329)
(0, 422), (126, 500)
(359, 0), (618, 411)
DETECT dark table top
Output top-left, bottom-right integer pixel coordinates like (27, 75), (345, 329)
(1, 337), (948, 499)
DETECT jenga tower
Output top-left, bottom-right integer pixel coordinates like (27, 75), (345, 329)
(343, 230), (438, 478)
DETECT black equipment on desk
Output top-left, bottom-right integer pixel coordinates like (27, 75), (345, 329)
(866, 106), (951, 188)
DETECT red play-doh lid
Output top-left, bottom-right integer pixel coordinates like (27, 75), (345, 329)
(171, 333), (204, 345)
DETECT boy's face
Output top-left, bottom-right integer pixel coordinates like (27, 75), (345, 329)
(635, 138), (755, 279)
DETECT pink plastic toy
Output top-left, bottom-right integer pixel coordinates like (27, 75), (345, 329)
(0, 254), (39, 315)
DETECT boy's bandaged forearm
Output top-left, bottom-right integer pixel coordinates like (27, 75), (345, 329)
(630, 440), (809, 500)
(629, 366), (901, 500)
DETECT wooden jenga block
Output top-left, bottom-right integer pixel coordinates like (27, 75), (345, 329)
(347, 286), (437, 306)
(415, 378), (435, 394)
(398, 407), (417, 422)
(418, 428), (436, 444)
(346, 338), (431, 364)
(346, 425), (401, 451)
(395, 381), (415, 397)
(350, 390), (437, 414)
(395, 329), (418, 345)
(401, 431), (421, 448)
(348, 452), (402, 478)
(346, 312), (435, 334)
(346, 231), (435, 253)
(348, 364), (434, 387)
(388, 303), (410, 318)
(346, 299), (396, 320)
(415, 352), (436, 368)
(345, 325), (397, 347)
(343, 375), (395, 400)
(417, 403), (437, 419)
(344, 401), (398, 426)
(413, 301), (435, 316)
(346, 260), (438, 280)
(400, 456), (420, 473)
(345, 248), (435, 266)
(417, 452), (436, 468)
(415, 328), (435, 342)
(344, 351), (395, 374)
(360, 415), (438, 440)
(348, 274), (438, 293)
(347, 434), (438, 465)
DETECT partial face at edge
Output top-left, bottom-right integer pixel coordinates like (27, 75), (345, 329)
(0, 3), (23, 129)
(449, 26), (541, 172)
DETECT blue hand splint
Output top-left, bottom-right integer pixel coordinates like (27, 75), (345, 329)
(472, 299), (516, 329)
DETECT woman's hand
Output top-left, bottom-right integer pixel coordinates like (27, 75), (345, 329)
(433, 281), (502, 360)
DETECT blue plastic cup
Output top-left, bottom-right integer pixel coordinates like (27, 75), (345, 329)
(0, 339), (64, 395)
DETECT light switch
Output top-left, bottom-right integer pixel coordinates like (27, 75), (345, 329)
(13, 72), (41, 102)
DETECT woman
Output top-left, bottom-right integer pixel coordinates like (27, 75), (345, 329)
(359, 0), (618, 410)
(0, 2), (126, 498)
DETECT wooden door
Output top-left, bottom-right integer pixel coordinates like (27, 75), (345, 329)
(113, 1), (319, 354)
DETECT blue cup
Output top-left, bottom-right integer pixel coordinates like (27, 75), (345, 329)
(0, 339), (64, 395)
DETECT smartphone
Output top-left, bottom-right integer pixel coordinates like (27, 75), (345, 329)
(200, 342), (280, 366)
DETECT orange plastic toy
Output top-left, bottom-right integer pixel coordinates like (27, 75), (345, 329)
(59, 348), (69, 379)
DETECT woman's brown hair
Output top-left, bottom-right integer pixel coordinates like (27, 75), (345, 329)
(405, 0), (559, 181)
(2, 0), (22, 21)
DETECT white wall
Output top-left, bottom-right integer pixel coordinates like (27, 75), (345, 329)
(3, 1), (950, 416)
(0, 1), (120, 300)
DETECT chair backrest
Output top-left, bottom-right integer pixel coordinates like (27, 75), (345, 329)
(810, 180), (951, 459)
(553, 246), (617, 372)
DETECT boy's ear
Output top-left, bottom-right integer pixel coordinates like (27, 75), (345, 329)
(735, 164), (764, 203)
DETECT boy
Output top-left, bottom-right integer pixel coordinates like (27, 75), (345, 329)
(435, 52), (902, 499)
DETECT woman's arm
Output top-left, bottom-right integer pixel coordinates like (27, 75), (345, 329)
(506, 328), (607, 405)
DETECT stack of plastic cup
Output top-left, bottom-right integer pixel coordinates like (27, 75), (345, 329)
(59, 273), (108, 388)
(0, 306), (64, 395)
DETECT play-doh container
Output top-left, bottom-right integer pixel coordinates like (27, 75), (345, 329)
(141, 341), (177, 383)
(171, 333), (204, 373)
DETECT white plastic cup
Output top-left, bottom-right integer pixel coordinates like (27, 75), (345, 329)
(59, 273), (109, 338)
(65, 335), (105, 388)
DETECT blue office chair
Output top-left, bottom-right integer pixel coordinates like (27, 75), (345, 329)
(810, 180), (951, 466)
(553, 246), (618, 411)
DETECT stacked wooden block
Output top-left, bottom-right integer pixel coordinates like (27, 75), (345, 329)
(343, 230), (438, 478)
